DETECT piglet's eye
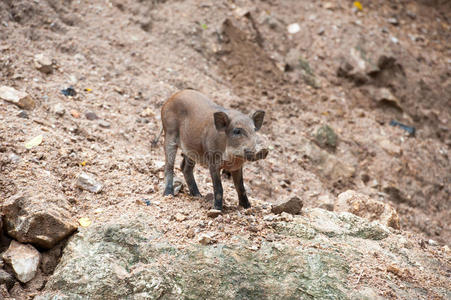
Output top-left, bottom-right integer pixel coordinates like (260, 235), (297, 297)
(232, 128), (242, 135)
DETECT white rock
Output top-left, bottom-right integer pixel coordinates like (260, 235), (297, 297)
(76, 172), (103, 193)
(0, 86), (35, 110)
(2, 241), (41, 283)
(287, 23), (300, 34)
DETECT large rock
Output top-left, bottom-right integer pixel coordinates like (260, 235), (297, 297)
(2, 194), (77, 249)
(2, 241), (40, 283)
(36, 211), (449, 299)
(335, 190), (400, 229)
(0, 86), (35, 110)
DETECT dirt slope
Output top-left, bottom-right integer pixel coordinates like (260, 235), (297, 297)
(0, 0), (450, 298)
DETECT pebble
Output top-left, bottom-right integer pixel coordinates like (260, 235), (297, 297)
(287, 23), (300, 34)
(387, 17), (399, 26)
(140, 107), (155, 118)
(34, 53), (53, 74)
(76, 172), (103, 193)
(99, 120), (111, 128)
(17, 110), (29, 119)
(85, 111), (99, 120)
(175, 213), (187, 222)
(0, 86), (35, 110)
(198, 232), (216, 245)
(207, 209), (222, 218)
(53, 103), (66, 116)
(70, 110), (80, 118)
(428, 239), (438, 246)
(407, 11), (416, 19)
(8, 153), (20, 164)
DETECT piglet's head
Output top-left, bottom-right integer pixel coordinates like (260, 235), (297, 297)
(214, 110), (269, 161)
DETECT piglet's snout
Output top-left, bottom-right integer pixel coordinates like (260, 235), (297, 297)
(246, 135), (269, 161)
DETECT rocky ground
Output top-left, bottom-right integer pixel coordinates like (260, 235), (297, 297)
(0, 0), (450, 299)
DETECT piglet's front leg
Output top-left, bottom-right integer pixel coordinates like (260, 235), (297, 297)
(209, 164), (223, 211)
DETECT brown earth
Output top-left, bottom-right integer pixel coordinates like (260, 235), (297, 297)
(0, 0), (450, 298)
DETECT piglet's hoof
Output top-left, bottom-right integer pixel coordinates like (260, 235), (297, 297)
(207, 209), (222, 218)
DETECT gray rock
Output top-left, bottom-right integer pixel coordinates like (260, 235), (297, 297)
(76, 172), (103, 193)
(98, 120), (111, 128)
(34, 54), (53, 74)
(17, 110), (29, 119)
(36, 211), (451, 299)
(0, 269), (15, 290)
(315, 124), (338, 149)
(271, 196), (303, 215)
(2, 194), (77, 249)
(0, 86), (35, 110)
(85, 111), (99, 120)
(2, 241), (40, 283)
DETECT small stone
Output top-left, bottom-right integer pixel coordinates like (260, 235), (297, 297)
(99, 120), (111, 128)
(175, 213), (187, 222)
(315, 125), (338, 149)
(367, 87), (403, 111)
(70, 110), (80, 118)
(318, 28), (325, 35)
(287, 23), (300, 34)
(34, 54), (53, 74)
(279, 212), (294, 222)
(387, 17), (399, 26)
(0, 269), (15, 290)
(53, 103), (65, 116)
(323, 2), (334, 10)
(406, 11), (416, 19)
(85, 111), (99, 120)
(17, 110), (28, 119)
(263, 214), (276, 221)
(271, 196), (303, 215)
(140, 107), (155, 118)
(207, 209), (222, 218)
(186, 228), (195, 238)
(76, 172), (103, 193)
(0, 86), (35, 110)
(2, 241), (40, 283)
(379, 139), (401, 156)
(390, 36), (399, 44)
(198, 232), (216, 245)
(428, 239), (438, 246)
(8, 153), (20, 164)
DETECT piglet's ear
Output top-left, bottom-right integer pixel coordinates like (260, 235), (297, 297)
(252, 110), (265, 131)
(214, 111), (230, 131)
